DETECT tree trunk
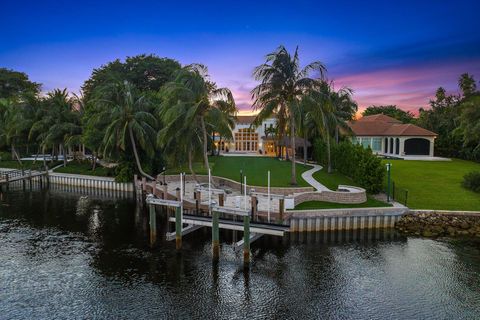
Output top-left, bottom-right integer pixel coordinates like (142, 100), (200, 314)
(199, 115), (210, 170)
(32, 146), (41, 165)
(42, 145), (47, 168)
(290, 118), (297, 185)
(12, 144), (22, 166)
(326, 135), (332, 174)
(211, 132), (215, 156)
(303, 130), (307, 165)
(61, 143), (67, 167)
(128, 125), (155, 180)
(92, 152), (97, 170)
(188, 148), (198, 182)
(322, 114), (332, 173)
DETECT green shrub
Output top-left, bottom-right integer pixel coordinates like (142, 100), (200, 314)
(0, 151), (12, 161)
(114, 161), (136, 183)
(326, 141), (384, 194)
(313, 139), (328, 166)
(462, 171), (480, 193)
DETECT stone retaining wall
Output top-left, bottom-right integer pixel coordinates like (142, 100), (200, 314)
(396, 210), (480, 238)
(162, 174), (313, 195)
(293, 185), (367, 205)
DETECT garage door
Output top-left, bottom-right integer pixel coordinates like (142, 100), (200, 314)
(404, 138), (430, 155)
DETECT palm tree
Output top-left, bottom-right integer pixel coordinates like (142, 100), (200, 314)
(160, 64), (236, 171)
(304, 82), (357, 173)
(251, 45), (326, 185)
(99, 81), (157, 180)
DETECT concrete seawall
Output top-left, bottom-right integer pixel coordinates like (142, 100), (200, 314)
(49, 172), (134, 192)
(288, 206), (409, 232)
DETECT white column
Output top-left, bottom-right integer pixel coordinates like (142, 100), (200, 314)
(399, 137), (405, 155)
(429, 137), (435, 156)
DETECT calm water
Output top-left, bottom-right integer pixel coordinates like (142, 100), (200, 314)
(1, 186), (480, 319)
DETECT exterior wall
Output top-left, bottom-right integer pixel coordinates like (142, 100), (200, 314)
(223, 117), (276, 153)
(355, 135), (436, 157)
(49, 172), (134, 192)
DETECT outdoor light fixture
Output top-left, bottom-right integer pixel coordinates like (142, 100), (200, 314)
(386, 163), (392, 202)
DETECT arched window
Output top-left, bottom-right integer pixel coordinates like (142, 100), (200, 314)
(389, 138), (394, 154)
(395, 138), (400, 154)
(384, 138), (388, 153)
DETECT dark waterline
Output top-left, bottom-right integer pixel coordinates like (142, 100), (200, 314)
(1, 186), (480, 319)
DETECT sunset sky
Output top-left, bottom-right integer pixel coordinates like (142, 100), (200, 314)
(1, 0), (479, 114)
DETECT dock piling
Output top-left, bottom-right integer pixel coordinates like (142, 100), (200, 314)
(149, 204), (157, 246)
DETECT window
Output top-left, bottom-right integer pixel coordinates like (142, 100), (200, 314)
(234, 128), (258, 151)
(361, 138), (371, 149)
(371, 138), (382, 151)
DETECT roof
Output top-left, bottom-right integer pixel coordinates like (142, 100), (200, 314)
(348, 114), (437, 137)
(236, 115), (256, 124)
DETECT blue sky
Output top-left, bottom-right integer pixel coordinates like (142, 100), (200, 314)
(1, 0), (479, 113)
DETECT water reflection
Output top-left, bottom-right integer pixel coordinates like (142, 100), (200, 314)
(0, 187), (479, 319)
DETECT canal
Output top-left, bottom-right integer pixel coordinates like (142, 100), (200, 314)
(1, 187), (479, 319)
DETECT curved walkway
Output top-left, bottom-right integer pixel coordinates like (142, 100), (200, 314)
(299, 162), (330, 191)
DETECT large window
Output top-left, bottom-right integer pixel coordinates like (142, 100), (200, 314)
(371, 138), (382, 152)
(234, 128), (258, 151)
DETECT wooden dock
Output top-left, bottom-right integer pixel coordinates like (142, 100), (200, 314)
(0, 167), (49, 189)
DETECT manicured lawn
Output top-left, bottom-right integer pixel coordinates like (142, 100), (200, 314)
(312, 168), (359, 190)
(173, 156), (312, 187)
(54, 161), (114, 177)
(293, 197), (391, 210)
(165, 157), (216, 175)
(381, 159), (480, 210)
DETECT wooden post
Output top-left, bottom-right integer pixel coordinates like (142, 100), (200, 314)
(243, 215), (250, 264)
(175, 206), (182, 250)
(163, 183), (168, 199)
(194, 191), (201, 213)
(212, 210), (220, 260)
(218, 193), (224, 207)
(149, 204), (157, 247)
(175, 187), (181, 201)
(279, 198), (285, 222)
(251, 195), (257, 219)
(141, 177), (147, 192)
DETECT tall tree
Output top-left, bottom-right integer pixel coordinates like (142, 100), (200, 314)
(98, 81), (157, 180)
(0, 68), (40, 99)
(251, 45), (326, 185)
(159, 64), (236, 171)
(458, 73), (477, 98)
(362, 105), (414, 123)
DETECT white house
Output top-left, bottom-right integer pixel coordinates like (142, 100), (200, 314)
(217, 116), (276, 155)
(347, 114), (437, 157)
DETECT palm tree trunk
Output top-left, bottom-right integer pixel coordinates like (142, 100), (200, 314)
(128, 125), (154, 180)
(303, 130), (307, 165)
(42, 145), (47, 169)
(290, 118), (297, 185)
(326, 135), (332, 174)
(61, 143), (67, 167)
(92, 152), (97, 170)
(199, 115), (210, 170)
(12, 143), (22, 165)
(188, 148), (197, 182)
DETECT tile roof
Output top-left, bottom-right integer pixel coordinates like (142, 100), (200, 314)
(348, 114), (437, 137)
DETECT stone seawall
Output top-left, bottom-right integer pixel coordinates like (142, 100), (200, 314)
(49, 172), (134, 192)
(396, 210), (480, 238)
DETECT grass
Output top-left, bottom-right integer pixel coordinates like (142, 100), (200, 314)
(381, 159), (480, 211)
(54, 161), (114, 177)
(169, 156), (312, 187)
(0, 160), (62, 170)
(312, 168), (359, 190)
(211, 156), (312, 187)
(294, 196), (391, 210)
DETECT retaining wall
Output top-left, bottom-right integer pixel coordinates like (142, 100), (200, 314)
(288, 206), (408, 232)
(293, 185), (367, 205)
(49, 172), (134, 192)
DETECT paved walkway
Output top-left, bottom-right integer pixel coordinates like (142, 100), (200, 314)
(299, 162), (330, 191)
